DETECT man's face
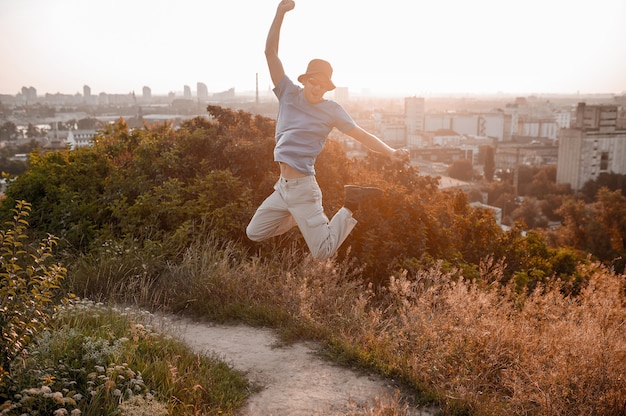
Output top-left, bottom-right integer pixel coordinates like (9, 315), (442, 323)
(303, 76), (330, 104)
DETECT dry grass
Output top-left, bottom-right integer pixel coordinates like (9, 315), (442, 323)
(74, 240), (626, 415)
(369, 261), (626, 415)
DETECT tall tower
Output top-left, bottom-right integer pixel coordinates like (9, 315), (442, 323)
(405, 96), (425, 148)
(83, 85), (91, 105)
(404, 97), (425, 133)
(197, 82), (208, 100)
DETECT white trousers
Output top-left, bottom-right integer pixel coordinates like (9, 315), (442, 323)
(246, 176), (357, 260)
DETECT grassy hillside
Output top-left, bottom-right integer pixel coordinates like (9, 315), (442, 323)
(1, 107), (625, 415)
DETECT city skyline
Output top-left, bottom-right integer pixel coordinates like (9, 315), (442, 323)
(1, 0), (626, 97)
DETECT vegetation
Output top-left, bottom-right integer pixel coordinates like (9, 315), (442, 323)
(0, 105), (625, 415)
(2, 299), (250, 415)
(0, 202), (69, 387)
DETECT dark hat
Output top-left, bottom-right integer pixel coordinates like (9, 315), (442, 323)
(297, 59), (336, 91)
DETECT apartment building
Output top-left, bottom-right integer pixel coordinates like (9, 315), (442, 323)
(556, 102), (626, 191)
(424, 111), (509, 142)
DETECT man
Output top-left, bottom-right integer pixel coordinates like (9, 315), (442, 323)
(246, 0), (408, 260)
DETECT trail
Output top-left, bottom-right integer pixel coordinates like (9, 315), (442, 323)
(161, 317), (434, 416)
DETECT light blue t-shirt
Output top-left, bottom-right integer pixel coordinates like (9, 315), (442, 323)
(273, 76), (356, 175)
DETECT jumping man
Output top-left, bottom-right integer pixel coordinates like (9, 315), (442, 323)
(246, 0), (409, 260)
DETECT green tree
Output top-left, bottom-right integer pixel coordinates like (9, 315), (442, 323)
(555, 192), (625, 272)
(580, 172), (626, 202)
(77, 117), (103, 130)
(0, 147), (112, 251)
(510, 196), (546, 229)
(0, 122), (18, 141)
(595, 188), (626, 271)
(447, 158), (474, 181)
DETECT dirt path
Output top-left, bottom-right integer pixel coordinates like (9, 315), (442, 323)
(161, 317), (434, 416)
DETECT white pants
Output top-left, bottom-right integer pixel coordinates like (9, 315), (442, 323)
(246, 176), (357, 260)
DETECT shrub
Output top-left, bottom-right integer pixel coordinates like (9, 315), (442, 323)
(0, 201), (70, 391)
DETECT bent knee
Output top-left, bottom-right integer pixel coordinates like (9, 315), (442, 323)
(246, 227), (264, 242)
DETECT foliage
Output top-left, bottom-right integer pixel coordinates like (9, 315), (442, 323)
(484, 165), (571, 228)
(0, 148), (112, 252)
(580, 172), (626, 202)
(447, 158), (474, 181)
(1, 299), (250, 415)
(0, 122), (18, 141)
(556, 188), (626, 272)
(0, 201), (70, 390)
(1, 105), (600, 290)
(0, 140), (40, 176)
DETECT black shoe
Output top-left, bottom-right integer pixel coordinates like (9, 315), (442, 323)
(344, 185), (383, 211)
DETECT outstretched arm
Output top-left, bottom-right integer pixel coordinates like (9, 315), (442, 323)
(266, 0), (295, 87)
(346, 126), (410, 161)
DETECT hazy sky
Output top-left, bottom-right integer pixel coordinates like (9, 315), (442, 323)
(1, 0), (625, 97)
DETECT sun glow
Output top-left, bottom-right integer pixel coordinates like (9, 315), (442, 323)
(1, 0), (625, 96)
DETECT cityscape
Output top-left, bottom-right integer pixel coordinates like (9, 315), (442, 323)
(1, 82), (625, 202)
(2, 2), (626, 414)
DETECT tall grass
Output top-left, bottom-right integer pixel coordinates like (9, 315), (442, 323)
(69, 238), (626, 415)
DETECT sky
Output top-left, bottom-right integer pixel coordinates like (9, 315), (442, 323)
(1, 0), (625, 97)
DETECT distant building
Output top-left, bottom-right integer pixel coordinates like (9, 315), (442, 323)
(46, 128), (97, 150)
(197, 82), (208, 100)
(410, 146), (467, 165)
(425, 111), (508, 142)
(554, 110), (572, 129)
(213, 88), (236, 101)
(83, 85), (99, 106)
(405, 96), (424, 148)
(433, 129), (462, 147)
(405, 97), (425, 133)
(373, 111), (405, 148)
(67, 129), (97, 149)
(504, 103), (520, 136)
(496, 142), (559, 170)
(20, 86), (37, 104)
(557, 102), (626, 191)
(518, 116), (559, 140)
(184, 85), (192, 99)
(142, 86), (152, 99)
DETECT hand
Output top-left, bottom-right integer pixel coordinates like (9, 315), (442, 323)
(277, 0), (295, 14)
(391, 148), (410, 162)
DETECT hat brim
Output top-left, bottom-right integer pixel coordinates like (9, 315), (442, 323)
(297, 73), (336, 91)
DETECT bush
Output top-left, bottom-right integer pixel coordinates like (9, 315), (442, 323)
(0, 201), (70, 391)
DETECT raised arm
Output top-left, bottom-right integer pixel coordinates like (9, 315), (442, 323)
(265, 0), (295, 87)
